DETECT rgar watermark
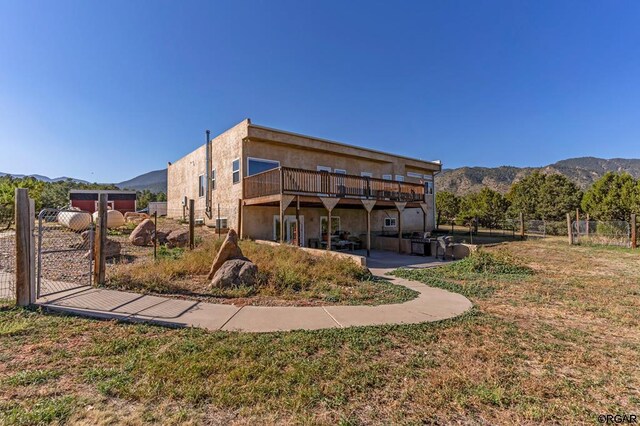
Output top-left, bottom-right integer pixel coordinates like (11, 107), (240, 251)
(597, 414), (638, 424)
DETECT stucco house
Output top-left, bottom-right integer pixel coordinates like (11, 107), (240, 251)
(167, 119), (441, 254)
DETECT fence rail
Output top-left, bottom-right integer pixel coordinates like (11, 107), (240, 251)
(244, 167), (426, 202)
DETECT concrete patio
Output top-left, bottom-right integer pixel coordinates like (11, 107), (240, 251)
(34, 252), (472, 333)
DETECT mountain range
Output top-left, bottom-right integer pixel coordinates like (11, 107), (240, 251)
(435, 157), (640, 195)
(3, 157), (640, 196)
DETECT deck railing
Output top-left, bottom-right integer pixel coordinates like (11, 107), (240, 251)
(243, 167), (426, 202)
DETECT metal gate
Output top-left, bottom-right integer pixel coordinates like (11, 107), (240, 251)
(37, 209), (94, 298)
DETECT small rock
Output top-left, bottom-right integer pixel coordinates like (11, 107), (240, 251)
(210, 258), (258, 289)
(154, 230), (169, 245)
(83, 238), (121, 259)
(129, 219), (155, 246)
(207, 229), (244, 279)
(166, 228), (189, 248)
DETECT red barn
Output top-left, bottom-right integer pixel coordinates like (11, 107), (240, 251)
(69, 190), (137, 214)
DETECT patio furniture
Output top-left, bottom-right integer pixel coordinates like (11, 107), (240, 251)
(435, 236), (454, 260)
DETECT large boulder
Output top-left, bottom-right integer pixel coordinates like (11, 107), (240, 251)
(207, 229), (244, 280)
(129, 219), (155, 246)
(210, 258), (258, 289)
(166, 228), (189, 248)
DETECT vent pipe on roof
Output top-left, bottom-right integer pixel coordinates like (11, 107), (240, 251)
(205, 130), (212, 219)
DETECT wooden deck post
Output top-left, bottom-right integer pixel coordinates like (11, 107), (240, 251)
(362, 200), (376, 257)
(631, 213), (637, 249)
(93, 193), (107, 286)
(188, 199), (195, 249)
(238, 198), (243, 239)
(15, 188), (34, 306)
(295, 196), (301, 246)
(567, 213), (573, 245)
(394, 202), (406, 253)
(320, 198), (340, 251)
(327, 209), (332, 250)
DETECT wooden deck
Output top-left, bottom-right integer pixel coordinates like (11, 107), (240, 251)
(243, 167), (426, 203)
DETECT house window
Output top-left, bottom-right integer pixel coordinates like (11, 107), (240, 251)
(382, 174), (392, 180)
(216, 218), (228, 229)
(232, 159), (240, 184)
(198, 175), (205, 197)
(395, 175), (405, 182)
(407, 172), (422, 179)
(334, 169), (346, 174)
(361, 172), (373, 178)
(425, 181), (434, 195)
(211, 169), (216, 190)
(247, 157), (279, 176)
(320, 216), (341, 235)
(384, 217), (397, 228)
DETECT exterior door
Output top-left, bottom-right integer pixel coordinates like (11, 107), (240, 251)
(273, 215), (305, 246)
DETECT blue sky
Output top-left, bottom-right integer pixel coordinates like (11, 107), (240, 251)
(1, 0), (639, 183)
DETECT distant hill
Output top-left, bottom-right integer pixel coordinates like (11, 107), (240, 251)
(116, 169), (167, 193)
(0, 172), (89, 184)
(0, 169), (167, 193)
(436, 157), (640, 195)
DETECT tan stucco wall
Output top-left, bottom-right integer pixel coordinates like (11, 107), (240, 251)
(242, 205), (430, 248)
(168, 119), (440, 241)
(167, 120), (249, 227)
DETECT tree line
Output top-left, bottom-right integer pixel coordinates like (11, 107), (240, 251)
(0, 176), (166, 224)
(436, 171), (640, 228)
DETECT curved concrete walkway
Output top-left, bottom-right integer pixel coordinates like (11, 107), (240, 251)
(36, 265), (472, 333)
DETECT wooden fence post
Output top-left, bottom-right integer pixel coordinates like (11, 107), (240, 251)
(631, 213), (637, 249)
(15, 188), (33, 306)
(93, 194), (107, 285)
(567, 213), (573, 245)
(188, 199), (195, 250)
(519, 212), (525, 240)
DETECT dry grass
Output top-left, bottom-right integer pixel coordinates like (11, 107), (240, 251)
(105, 238), (417, 306)
(1, 237), (639, 424)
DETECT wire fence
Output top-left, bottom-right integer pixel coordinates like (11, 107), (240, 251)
(572, 220), (631, 247)
(37, 209), (94, 297)
(0, 228), (15, 300)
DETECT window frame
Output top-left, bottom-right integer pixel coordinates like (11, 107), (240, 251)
(232, 158), (240, 184)
(384, 217), (397, 228)
(215, 217), (228, 229)
(211, 168), (216, 190)
(246, 157), (280, 177)
(382, 174), (392, 180)
(198, 174), (205, 198)
(334, 169), (347, 174)
(395, 175), (405, 182)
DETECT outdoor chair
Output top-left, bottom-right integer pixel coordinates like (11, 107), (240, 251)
(436, 236), (454, 260)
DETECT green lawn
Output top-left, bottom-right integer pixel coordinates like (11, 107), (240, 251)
(1, 238), (639, 424)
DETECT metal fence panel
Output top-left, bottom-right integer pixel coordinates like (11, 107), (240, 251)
(572, 220), (630, 247)
(0, 229), (15, 300)
(37, 209), (93, 297)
